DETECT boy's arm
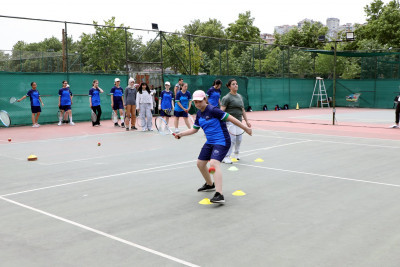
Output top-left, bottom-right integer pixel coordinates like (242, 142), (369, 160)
(175, 128), (198, 139)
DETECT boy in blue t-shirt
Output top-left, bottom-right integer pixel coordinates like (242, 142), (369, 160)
(173, 82), (192, 133)
(158, 81), (174, 124)
(174, 90), (252, 204)
(17, 81), (44, 127)
(58, 81), (75, 126)
(206, 79), (222, 108)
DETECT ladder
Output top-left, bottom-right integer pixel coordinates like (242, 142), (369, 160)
(309, 77), (330, 108)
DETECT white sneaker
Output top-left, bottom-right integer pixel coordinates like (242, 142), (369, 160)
(222, 157), (232, 164)
(175, 128), (180, 133)
(69, 121), (75, 126)
(234, 153), (240, 160)
(58, 121), (62, 126)
(142, 128), (147, 132)
(390, 124), (399, 128)
(32, 124), (38, 128)
(35, 124), (40, 127)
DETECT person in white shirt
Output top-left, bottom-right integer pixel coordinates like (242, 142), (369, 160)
(136, 82), (153, 131)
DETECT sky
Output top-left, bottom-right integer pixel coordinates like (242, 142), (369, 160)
(0, 0), (388, 51)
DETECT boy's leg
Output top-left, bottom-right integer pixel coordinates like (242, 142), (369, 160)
(209, 159), (222, 193)
(31, 113), (35, 125)
(183, 117), (191, 129)
(197, 159), (213, 185)
(35, 112), (40, 124)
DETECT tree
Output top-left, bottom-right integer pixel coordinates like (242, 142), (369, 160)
(274, 21), (328, 48)
(79, 17), (130, 72)
(225, 11), (261, 58)
(356, 0), (400, 47)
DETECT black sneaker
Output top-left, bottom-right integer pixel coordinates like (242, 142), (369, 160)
(114, 122), (120, 127)
(197, 182), (215, 192)
(121, 122), (125, 127)
(131, 126), (137, 130)
(210, 192), (225, 203)
(126, 127), (129, 131)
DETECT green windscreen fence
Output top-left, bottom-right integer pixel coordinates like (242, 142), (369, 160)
(0, 72), (127, 125)
(164, 75), (399, 111)
(1, 72), (399, 126)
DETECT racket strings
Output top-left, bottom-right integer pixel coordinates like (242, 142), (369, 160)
(0, 111), (11, 127)
(155, 117), (171, 135)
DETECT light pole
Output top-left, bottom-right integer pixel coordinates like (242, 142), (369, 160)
(319, 31), (355, 125)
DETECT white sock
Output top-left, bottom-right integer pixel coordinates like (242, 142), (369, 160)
(69, 115), (73, 122)
(120, 116), (124, 122)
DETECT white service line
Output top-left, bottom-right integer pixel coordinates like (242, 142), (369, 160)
(1, 160), (196, 197)
(0, 196), (199, 267)
(235, 163), (400, 188)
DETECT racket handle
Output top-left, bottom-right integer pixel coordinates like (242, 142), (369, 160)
(172, 133), (181, 139)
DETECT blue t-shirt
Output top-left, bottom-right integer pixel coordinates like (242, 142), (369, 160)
(89, 88), (101, 106)
(26, 89), (41, 106)
(59, 88), (73, 106)
(110, 86), (123, 99)
(193, 105), (230, 146)
(206, 87), (221, 107)
(175, 90), (192, 112)
(160, 90), (174, 109)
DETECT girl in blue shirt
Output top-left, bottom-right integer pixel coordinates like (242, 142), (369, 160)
(206, 79), (222, 108)
(175, 90), (252, 204)
(158, 81), (174, 124)
(89, 79), (104, 126)
(173, 83), (192, 133)
(17, 82), (44, 127)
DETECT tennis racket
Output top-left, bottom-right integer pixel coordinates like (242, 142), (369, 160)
(155, 117), (179, 138)
(188, 114), (195, 125)
(227, 122), (245, 136)
(0, 110), (11, 127)
(163, 108), (173, 116)
(91, 110), (97, 123)
(111, 111), (118, 123)
(9, 97), (17, 104)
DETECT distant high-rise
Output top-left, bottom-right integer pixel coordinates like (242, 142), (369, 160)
(327, 18), (340, 39)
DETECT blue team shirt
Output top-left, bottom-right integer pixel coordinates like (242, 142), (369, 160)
(160, 90), (174, 109)
(89, 88), (101, 106)
(206, 87), (221, 107)
(175, 90), (192, 112)
(193, 105), (230, 146)
(26, 89), (41, 106)
(59, 88), (73, 106)
(110, 86), (123, 99)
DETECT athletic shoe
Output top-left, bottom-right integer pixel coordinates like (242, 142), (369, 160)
(222, 157), (232, 164)
(131, 126), (137, 130)
(175, 128), (180, 133)
(198, 182), (215, 192)
(210, 192), (225, 204)
(121, 123), (125, 127)
(148, 128), (153, 131)
(32, 124), (39, 128)
(126, 127), (129, 131)
(58, 121), (62, 126)
(234, 153), (240, 160)
(142, 128), (147, 132)
(390, 124), (399, 128)
(114, 123), (120, 127)
(69, 121), (75, 126)
(35, 124), (40, 127)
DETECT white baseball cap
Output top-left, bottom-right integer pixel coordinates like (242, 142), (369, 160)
(165, 81), (170, 85)
(128, 77), (135, 83)
(114, 78), (120, 82)
(192, 90), (206, 101)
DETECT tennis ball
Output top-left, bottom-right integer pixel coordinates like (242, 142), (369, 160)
(208, 167), (215, 174)
(97, 142), (101, 146)
(8, 138), (11, 142)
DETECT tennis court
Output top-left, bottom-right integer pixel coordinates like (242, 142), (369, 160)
(1, 108), (400, 266)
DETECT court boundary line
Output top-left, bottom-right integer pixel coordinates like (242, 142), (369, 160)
(0, 196), (199, 267)
(0, 160), (197, 197)
(235, 163), (400, 188)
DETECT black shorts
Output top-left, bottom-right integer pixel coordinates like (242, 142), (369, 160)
(174, 110), (188, 118)
(31, 106), (41, 113)
(59, 105), (71, 111)
(113, 99), (124, 110)
(160, 109), (172, 117)
(198, 143), (230, 162)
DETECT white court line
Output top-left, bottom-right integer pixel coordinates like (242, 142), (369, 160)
(0, 196), (199, 267)
(1, 160), (196, 197)
(241, 140), (312, 154)
(253, 131), (400, 149)
(235, 163), (400, 188)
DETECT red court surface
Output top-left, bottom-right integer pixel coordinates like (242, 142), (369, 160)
(1, 108), (399, 143)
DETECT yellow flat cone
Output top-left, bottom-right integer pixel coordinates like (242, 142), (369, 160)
(254, 158), (264, 162)
(199, 198), (212, 205)
(228, 166), (239, 171)
(231, 158), (239, 162)
(232, 190), (246, 196)
(296, 103), (299, 110)
(27, 154), (38, 161)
